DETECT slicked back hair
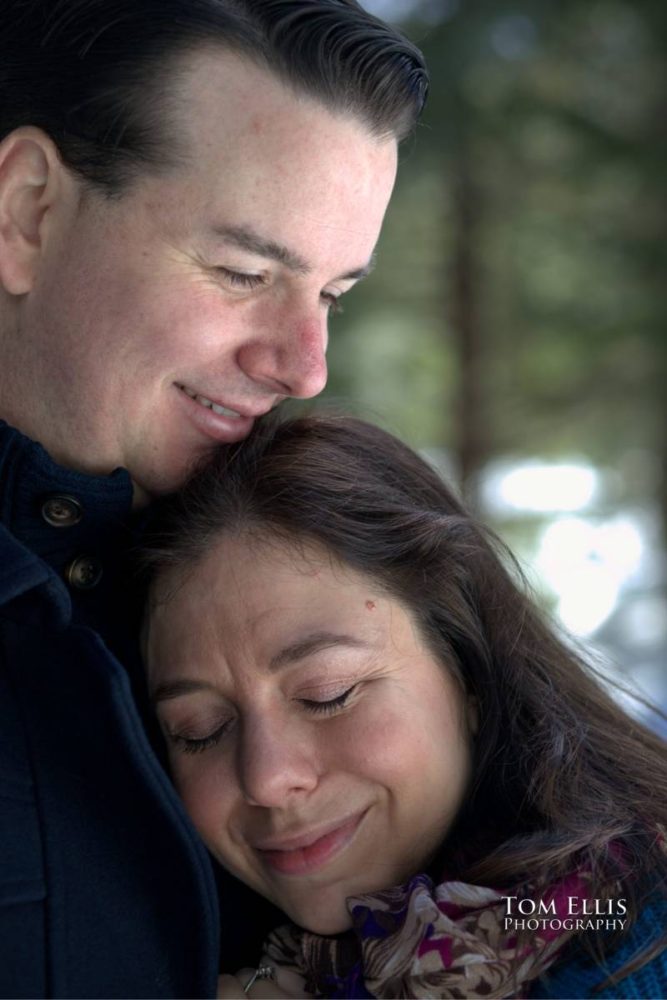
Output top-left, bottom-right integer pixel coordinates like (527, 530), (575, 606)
(1, 0), (428, 193)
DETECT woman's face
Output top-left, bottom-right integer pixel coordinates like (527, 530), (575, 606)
(146, 532), (474, 934)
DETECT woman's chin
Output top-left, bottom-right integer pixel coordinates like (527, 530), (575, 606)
(283, 896), (353, 937)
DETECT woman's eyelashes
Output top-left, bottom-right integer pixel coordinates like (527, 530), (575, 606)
(215, 266), (344, 314)
(299, 684), (358, 715)
(164, 685), (359, 754)
(166, 718), (234, 755)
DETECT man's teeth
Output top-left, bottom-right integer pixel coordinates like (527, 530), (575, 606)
(181, 385), (241, 418)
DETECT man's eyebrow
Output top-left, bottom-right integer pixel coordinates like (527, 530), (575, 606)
(269, 630), (369, 671)
(151, 678), (218, 704)
(211, 223), (376, 282)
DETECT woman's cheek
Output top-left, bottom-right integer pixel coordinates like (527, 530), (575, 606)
(172, 757), (230, 849)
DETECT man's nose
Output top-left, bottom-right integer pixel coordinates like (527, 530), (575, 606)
(237, 714), (319, 808)
(237, 306), (329, 400)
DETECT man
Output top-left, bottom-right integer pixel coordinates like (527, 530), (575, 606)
(0, 1), (426, 996)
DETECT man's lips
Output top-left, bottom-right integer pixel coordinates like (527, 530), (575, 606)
(176, 382), (272, 420)
(253, 810), (368, 877)
(174, 383), (271, 445)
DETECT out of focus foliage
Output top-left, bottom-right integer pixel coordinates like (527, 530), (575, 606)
(320, 0), (665, 540)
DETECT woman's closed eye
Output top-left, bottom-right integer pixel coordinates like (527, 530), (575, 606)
(299, 684), (358, 716)
(165, 718), (234, 755)
(163, 682), (359, 754)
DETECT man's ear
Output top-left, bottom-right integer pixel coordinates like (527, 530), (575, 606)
(0, 127), (68, 295)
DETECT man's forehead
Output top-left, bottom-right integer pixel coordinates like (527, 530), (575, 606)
(173, 45), (386, 158)
(135, 46), (398, 272)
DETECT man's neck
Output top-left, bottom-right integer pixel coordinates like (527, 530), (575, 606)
(0, 412), (152, 510)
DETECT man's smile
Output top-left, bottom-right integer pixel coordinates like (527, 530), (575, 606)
(174, 383), (258, 444)
(178, 383), (243, 418)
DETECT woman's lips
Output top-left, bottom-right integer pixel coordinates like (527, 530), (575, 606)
(256, 811), (367, 876)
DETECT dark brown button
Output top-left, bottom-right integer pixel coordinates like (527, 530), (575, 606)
(41, 494), (83, 528)
(65, 555), (103, 591)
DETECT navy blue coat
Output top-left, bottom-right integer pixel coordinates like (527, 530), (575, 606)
(0, 422), (221, 998)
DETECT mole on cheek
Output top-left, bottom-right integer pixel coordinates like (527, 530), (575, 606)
(365, 600), (376, 611)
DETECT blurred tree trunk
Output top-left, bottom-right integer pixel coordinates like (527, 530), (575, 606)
(449, 131), (487, 508)
(656, 337), (667, 553)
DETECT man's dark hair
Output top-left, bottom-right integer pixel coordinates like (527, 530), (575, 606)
(0, 0), (428, 193)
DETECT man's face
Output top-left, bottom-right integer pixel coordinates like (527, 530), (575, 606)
(9, 52), (397, 497)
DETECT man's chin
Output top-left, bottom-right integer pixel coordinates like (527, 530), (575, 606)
(129, 446), (217, 504)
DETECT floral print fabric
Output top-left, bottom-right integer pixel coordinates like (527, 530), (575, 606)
(264, 872), (588, 999)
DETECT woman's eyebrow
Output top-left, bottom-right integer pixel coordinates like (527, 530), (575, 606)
(211, 223), (376, 281)
(150, 678), (218, 704)
(270, 631), (369, 671)
(150, 634), (370, 702)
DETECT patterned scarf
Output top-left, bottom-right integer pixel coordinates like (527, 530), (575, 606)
(263, 871), (590, 999)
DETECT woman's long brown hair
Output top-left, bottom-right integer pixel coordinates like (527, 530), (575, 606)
(146, 413), (667, 975)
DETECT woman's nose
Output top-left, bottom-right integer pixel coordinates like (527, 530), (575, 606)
(237, 713), (319, 808)
(237, 306), (329, 400)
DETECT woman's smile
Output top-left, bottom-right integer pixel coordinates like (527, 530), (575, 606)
(253, 809), (369, 877)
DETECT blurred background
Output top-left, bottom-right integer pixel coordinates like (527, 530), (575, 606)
(307, 0), (667, 730)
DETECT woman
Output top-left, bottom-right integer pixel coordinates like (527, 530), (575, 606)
(144, 415), (666, 999)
